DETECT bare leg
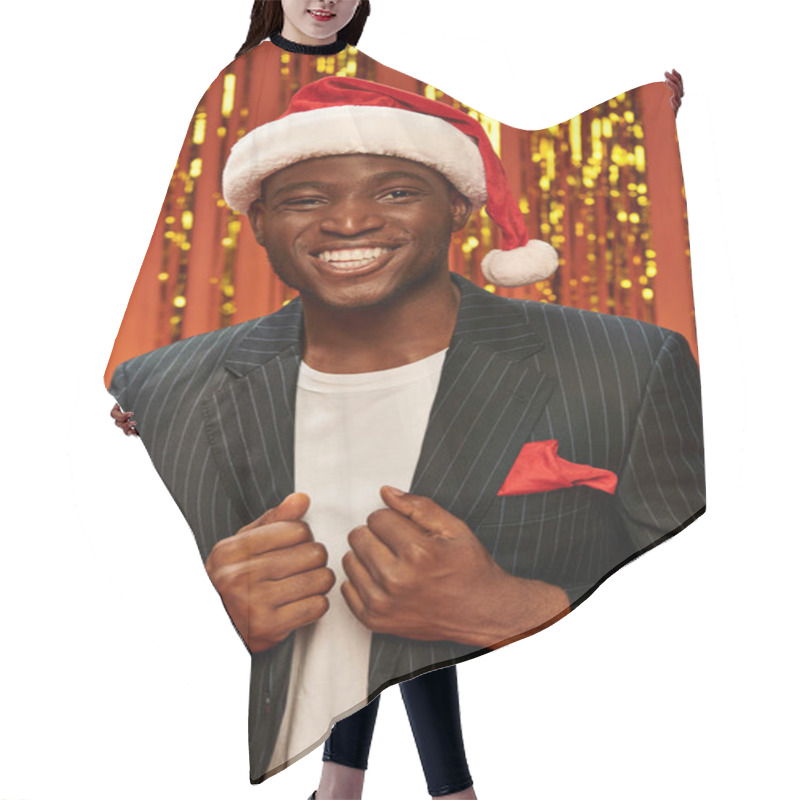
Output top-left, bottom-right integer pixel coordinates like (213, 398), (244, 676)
(316, 761), (366, 800)
(315, 697), (380, 799)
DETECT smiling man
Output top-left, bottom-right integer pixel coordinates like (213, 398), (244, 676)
(108, 77), (705, 783)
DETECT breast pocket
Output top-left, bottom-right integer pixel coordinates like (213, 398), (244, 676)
(474, 486), (613, 583)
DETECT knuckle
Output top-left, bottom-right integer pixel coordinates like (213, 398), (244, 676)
(413, 496), (436, 516)
(366, 591), (389, 617)
(381, 570), (403, 595)
(405, 541), (428, 565)
(206, 540), (227, 570)
(266, 519), (308, 539)
(294, 521), (313, 540)
(310, 594), (329, 618)
(348, 525), (368, 547)
(366, 509), (389, 529)
(319, 567), (336, 592)
(307, 541), (328, 565)
(214, 565), (244, 596)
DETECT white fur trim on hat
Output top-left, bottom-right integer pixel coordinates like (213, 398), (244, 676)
(222, 105), (488, 212)
(481, 240), (559, 287)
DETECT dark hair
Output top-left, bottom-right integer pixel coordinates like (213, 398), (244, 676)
(235, 1), (371, 59)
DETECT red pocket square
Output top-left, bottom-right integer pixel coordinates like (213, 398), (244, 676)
(497, 440), (618, 496)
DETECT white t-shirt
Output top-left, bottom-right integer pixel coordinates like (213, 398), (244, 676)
(268, 348), (447, 768)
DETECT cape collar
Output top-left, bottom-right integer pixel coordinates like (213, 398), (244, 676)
(268, 33), (349, 56)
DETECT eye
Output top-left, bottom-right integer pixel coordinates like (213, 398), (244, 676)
(380, 188), (422, 202)
(282, 196), (326, 209)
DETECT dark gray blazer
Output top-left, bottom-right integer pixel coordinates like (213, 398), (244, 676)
(109, 273), (705, 782)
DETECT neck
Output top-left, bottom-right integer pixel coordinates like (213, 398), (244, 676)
(301, 272), (461, 373)
(270, 30), (348, 55)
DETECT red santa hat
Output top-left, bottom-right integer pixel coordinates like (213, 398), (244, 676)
(222, 76), (558, 287)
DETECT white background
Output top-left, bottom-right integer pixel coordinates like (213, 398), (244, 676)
(1, 1), (797, 798)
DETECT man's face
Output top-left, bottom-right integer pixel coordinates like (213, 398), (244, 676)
(247, 154), (472, 311)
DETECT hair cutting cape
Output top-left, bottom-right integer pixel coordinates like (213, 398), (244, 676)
(106, 39), (705, 784)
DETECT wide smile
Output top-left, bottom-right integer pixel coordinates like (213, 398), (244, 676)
(307, 9), (336, 22)
(311, 245), (402, 277)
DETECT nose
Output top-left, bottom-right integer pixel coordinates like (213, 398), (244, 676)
(319, 198), (385, 237)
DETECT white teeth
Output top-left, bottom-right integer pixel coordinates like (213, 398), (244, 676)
(317, 247), (392, 269)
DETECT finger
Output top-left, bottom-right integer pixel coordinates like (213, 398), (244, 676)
(359, 508), (424, 557)
(667, 79), (683, 97)
(236, 520), (315, 556)
(379, 486), (462, 538)
(250, 541), (329, 581)
(240, 492), (311, 533)
(273, 566), (336, 608)
(342, 548), (385, 603)
(111, 405), (134, 422)
(115, 416), (139, 437)
(208, 521), (315, 572)
(215, 541), (327, 585)
(341, 579), (368, 624)
(274, 594), (330, 632)
(668, 70), (683, 93)
(348, 523), (398, 574)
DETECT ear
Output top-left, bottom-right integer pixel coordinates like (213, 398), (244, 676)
(246, 198), (267, 247)
(449, 189), (472, 233)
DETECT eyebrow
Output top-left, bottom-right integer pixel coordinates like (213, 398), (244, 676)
(267, 169), (434, 200)
(268, 180), (328, 200)
(365, 170), (434, 185)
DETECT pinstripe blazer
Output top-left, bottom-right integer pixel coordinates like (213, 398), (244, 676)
(109, 273), (704, 782)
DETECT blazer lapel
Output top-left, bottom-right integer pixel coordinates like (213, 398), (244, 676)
(411, 275), (556, 530)
(201, 300), (304, 524)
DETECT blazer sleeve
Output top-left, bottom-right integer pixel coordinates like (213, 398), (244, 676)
(615, 330), (706, 552)
(108, 359), (130, 410)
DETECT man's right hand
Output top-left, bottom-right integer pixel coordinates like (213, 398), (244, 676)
(205, 493), (334, 653)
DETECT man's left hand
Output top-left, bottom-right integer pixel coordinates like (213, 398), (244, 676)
(341, 486), (570, 648)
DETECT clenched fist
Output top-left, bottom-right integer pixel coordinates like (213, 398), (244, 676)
(341, 486), (569, 648)
(205, 493), (335, 653)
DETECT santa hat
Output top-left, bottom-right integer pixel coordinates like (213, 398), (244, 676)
(222, 77), (558, 287)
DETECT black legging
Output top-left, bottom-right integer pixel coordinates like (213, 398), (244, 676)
(323, 665), (473, 797)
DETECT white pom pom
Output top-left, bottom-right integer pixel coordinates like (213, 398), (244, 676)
(481, 240), (559, 287)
